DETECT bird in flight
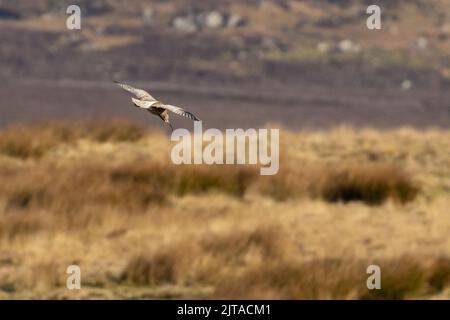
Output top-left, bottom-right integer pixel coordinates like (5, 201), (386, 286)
(114, 81), (200, 131)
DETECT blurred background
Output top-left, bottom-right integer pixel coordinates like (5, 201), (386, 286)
(0, 0), (449, 129)
(0, 0), (449, 300)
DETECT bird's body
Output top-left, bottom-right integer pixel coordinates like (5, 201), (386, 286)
(114, 81), (200, 131)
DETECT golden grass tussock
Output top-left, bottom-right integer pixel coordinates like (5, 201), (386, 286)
(0, 120), (449, 299)
(0, 159), (419, 212)
(212, 255), (450, 300)
(0, 119), (147, 159)
(254, 162), (419, 205)
(122, 251), (179, 286)
(321, 163), (419, 205)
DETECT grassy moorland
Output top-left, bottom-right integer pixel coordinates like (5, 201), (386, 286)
(0, 120), (449, 299)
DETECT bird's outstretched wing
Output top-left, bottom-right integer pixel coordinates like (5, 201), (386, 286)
(161, 104), (200, 121)
(114, 81), (156, 101)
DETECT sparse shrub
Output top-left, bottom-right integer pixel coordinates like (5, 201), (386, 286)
(213, 256), (450, 300)
(259, 163), (418, 205)
(122, 252), (177, 286)
(427, 257), (450, 292)
(0, 125), (60, 159)
(0, 120), (147, 159)
(74, 119), (147, 143)
(173, 166), (257, 197)
(322, 164), (419, 205)
(0, 161), (257, 215)
(212, 258), (365, 299)
(0, 163), (168, 215)
(111, 163), (257, 199)
(0, 282), (15, 293)
(361, 258), (425, 300)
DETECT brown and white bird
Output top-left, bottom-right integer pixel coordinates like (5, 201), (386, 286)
(114, 81), (200, 131)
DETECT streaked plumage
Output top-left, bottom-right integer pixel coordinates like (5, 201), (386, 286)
(114, 81), (200, 131)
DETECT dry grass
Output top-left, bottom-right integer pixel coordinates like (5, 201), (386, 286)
(0, 120), (147, 159)
(257, 163), (419, 205)
(321, 164), (419, 205)
(213, 255), (450, 300)
(0, 121), (449, 299)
